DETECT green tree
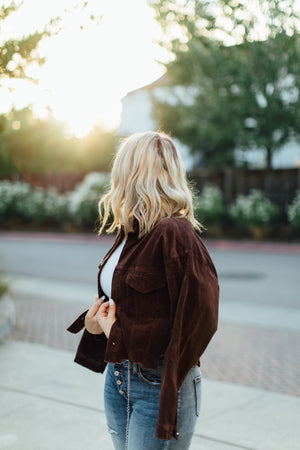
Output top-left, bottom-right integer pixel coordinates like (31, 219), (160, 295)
(0, 1), (53, 84)
(0, 113), (17, 175)
(78, 124), (118, 172)
(2, 108), (77, 174)
(0, 2), (114, 177)
(1, 108), (117, 175)
(150, 0), (300, 169)
(0, 1), (56, 174)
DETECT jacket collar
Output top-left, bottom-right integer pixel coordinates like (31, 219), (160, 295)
(130, 216), (140, 237)
(127, 215), (184, 238)
(120, 216), (139, 239)
(122, 213), (182, 240)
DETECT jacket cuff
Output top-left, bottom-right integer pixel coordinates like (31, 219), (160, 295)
(74, 328), (108, 373)
(66, 310), (89, 333)
(155, 424), (179, 441)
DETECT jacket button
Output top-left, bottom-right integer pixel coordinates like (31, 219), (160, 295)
(114, 371), (120, 376)
(176, 432), (180, 437)
(117, 380), (122, 385)
(119, 389), (125, 395)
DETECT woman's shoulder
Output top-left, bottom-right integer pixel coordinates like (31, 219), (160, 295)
(155, 215), (194, 235)
(152, 216), (216, 274)
(152, 215), (199, 250)
(147, 215), (207, 266)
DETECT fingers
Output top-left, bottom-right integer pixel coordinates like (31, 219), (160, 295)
(107, 298), (116, 319)
(96, 298), (115, 319)
(95, 298), (116, 338)
(97, 302), (109, 317)
(87, 296), (105, 317)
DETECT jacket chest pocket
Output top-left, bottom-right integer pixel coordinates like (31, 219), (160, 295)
(125, 270), (169, 317)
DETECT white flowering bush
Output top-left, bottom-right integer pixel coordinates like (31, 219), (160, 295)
(230, 189), (279, 228)
(0, 180), (69, 226)
(68, 172), (110, 228)
(194, 185), (227, 226)
(0, 173), (111, 230)
(287, 191), (300, 230)
(0, 181), (29, 220)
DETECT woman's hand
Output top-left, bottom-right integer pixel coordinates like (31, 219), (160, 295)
(84, 296), (105, 335)
(96, 298), (116, 339)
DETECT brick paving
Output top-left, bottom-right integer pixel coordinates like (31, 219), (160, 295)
(201, 322), (300, 396)
(8, 295), (85, 352)
(7, 293), (300, 397)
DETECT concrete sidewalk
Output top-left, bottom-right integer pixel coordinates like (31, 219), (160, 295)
(0, 340), (299, 450)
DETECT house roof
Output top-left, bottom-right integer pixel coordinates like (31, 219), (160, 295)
(122, 73), (169, 100)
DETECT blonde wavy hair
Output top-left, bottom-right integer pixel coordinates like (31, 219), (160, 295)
(98, 131), (202, 238)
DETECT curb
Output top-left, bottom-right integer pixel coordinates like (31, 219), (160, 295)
(205, 239), (300, 254)
(1, 231), (300, 254)
(0, 293), (16, 341)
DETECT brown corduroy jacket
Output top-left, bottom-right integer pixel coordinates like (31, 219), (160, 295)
(67, 215), (219, 440)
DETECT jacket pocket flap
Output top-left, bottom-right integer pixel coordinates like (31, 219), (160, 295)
(125, 271), (166, 294)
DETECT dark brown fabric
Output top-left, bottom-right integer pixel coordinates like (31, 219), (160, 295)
(67, 215), (219, 440)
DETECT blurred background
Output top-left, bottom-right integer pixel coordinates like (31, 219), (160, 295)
(1, 2), (300, 449)
(0, 0), (300, 239)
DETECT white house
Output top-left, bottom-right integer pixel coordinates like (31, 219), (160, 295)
(118, 76), (197, 171)
(119, 75), (300, 170)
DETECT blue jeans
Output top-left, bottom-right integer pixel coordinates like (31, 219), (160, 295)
(104, 359), (202, 450)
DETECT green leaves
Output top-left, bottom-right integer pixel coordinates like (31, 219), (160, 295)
(0, 1), (19, 22)
(0, 32), (46, 80)
(151, 0), (300, 169)
(0, 107), (117, 176)
(0, 1), (61, 86)
(287, 191), (300, 230)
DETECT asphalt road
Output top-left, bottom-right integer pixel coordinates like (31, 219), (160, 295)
(1, 233), (299, 308)
(0, 236), (107, 284)
(1, 233), (300, 396)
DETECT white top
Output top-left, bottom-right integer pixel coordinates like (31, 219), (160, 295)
(100, 239), (126, 298)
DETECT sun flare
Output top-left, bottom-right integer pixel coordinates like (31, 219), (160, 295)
(0, 0), (166, 137)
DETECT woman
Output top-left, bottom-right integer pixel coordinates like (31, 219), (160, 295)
(67, 131), (219, 450)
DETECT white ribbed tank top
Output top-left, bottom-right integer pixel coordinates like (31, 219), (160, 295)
(100, 239), (126, 298)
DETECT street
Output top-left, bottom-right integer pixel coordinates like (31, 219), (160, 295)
(0, 232), (300, 396)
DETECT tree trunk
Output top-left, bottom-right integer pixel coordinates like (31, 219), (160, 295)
(265, 147), (274, 197)
(266, 147), (272, 170)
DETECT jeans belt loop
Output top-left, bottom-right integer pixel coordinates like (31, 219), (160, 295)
(132, 363), (139, 374)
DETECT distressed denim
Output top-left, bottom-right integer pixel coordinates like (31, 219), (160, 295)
(104, 360), (202, 450)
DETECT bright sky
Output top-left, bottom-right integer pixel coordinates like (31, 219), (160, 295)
(0, 0), (167, 137)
